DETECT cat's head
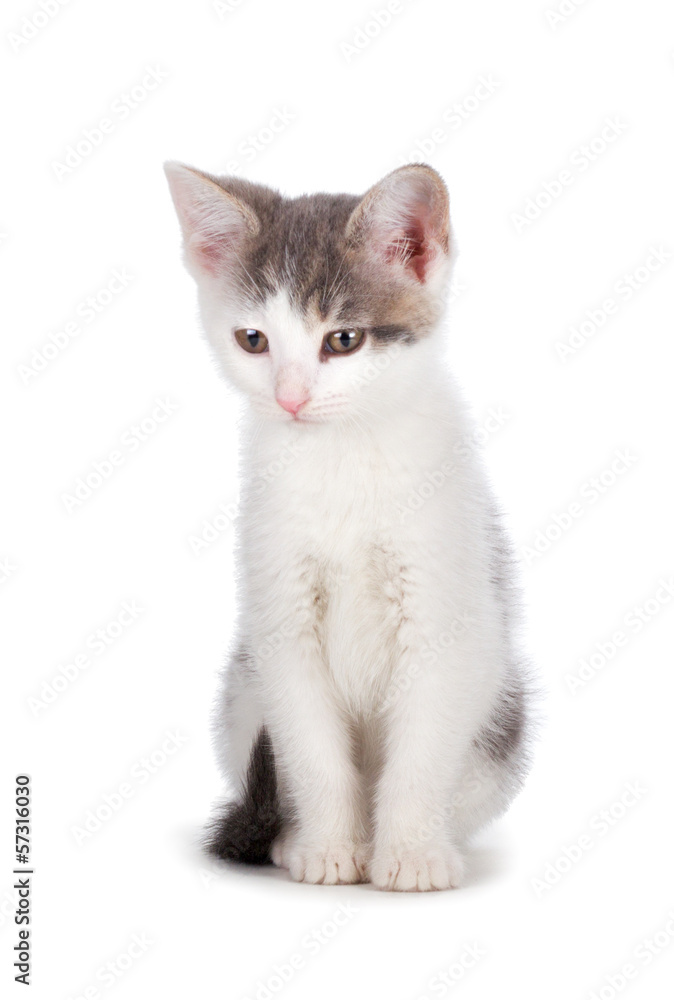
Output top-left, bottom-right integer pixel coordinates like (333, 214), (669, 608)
(165, 162), (454, 425)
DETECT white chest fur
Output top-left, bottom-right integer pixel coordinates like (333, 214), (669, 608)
(237, 393), (491, 713)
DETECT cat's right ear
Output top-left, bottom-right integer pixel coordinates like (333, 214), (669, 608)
(345, 164), (450, 285)
(163, 162), (259, 277)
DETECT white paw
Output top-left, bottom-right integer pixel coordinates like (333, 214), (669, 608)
(272, 835), (368, 885)
(369, 845), (464, 892)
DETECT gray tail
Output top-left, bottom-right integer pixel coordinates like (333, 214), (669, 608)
(205, 727), (281, 865)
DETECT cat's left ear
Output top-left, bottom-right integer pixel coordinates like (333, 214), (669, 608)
(164, 161), (260, 277)
(346, 164), (450, 284)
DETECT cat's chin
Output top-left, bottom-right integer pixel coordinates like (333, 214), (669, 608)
(253, 408), (352, 427)
(291, 413), (345, 425)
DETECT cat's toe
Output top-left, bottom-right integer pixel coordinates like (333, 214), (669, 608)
(369, 845), (464, 892)
(270, 835), (289, 870)
(283, 842), (368, 885)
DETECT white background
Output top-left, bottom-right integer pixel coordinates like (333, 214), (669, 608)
(2, 0), (674, 998)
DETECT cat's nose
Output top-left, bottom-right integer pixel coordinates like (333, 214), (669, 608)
(276, 396), (308, 416)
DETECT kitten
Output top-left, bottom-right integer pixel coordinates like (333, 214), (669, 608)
(165, 161), (532, 891)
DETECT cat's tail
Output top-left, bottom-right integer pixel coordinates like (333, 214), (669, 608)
(205, 727), (282, 865)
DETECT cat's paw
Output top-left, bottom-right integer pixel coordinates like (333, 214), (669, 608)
(369, 845), (464, 892)
(272, 835), (368, 885)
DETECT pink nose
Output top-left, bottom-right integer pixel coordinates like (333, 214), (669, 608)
(276, 397), (307, 415)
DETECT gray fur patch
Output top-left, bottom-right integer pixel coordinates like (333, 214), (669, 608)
(233, 642), (256, 677)
(475, 502), (534, 769)
(203, 172), (442, 342)
(474, 675), (528, 765)
(368, 324), (416, 344)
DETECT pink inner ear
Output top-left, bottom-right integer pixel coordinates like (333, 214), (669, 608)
(166, 165), (254, 278)
(191, 234), (233, 274)
(385, 216), (434, 283)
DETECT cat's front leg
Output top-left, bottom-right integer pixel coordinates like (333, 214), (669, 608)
(370, 636), (481, 892)
(261, 634), (369, 885)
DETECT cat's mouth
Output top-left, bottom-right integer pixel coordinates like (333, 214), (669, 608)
(283, 410), (328, 424)
(288, 406), (350, 424)
(275, 395), (351, 424)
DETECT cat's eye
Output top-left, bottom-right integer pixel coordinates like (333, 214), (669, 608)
(234, 328), (269, 354)
(324, 329), (365, 355)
